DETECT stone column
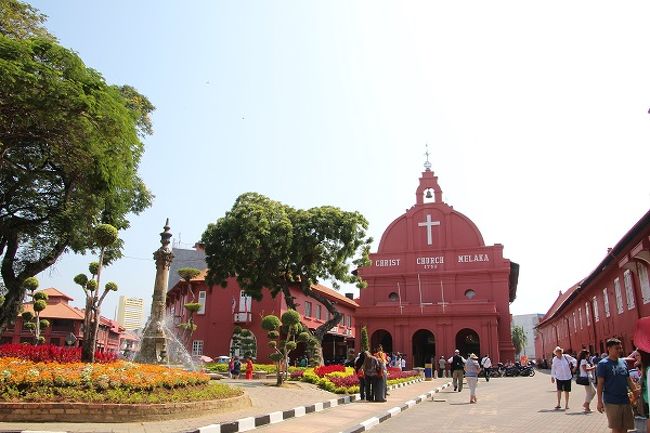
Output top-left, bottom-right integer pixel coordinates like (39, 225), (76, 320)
(136, 219), (174, 364)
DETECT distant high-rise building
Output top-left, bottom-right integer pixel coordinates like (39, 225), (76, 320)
(116, 296), (144, 330)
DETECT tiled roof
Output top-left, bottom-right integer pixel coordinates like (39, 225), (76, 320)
(42, 287), (74, 301)
(173, 269), (358, 307)
(312, 283), (359, 308)
(21, 301), (85, 320)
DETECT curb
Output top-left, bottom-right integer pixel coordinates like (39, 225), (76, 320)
(338, 381), (452, 433)
(0, 378), (428, 433)
(190, 378), (426, 433)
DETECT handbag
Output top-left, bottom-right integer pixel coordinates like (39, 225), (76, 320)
(576, 376), (590, 385)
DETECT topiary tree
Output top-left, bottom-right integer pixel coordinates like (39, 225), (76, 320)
(262, 310), (309, 385)
(73, 224), (120, 362)
(176, 267), (202, 347)
(20, 277), (49, 344)
(360, 326), (369, 352)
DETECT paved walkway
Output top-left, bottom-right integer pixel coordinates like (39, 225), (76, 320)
(370, 371), (613, 433)
(255, 377), (450, 433)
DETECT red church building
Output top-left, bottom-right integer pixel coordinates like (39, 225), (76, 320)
(355, 162), (518, 366)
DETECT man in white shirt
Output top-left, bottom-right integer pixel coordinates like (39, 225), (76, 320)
(550, 346), (577, 410)
(481, 354), (492, 382)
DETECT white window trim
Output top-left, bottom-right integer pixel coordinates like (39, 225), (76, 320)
(614, 278), (624, 314)
(198, 290), (207, 315)
(640, 264), (650, 305)
(585, 302), (591, 326)
(624, 270), (636, 310)
(603, 288), (610, 317)
(593, 296), (599, 322)
(192, 340), (203, 356)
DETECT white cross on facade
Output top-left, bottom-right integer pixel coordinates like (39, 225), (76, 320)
(418, 214), (440, 245)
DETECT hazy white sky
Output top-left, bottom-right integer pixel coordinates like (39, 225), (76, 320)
(30, 1), (650, 320)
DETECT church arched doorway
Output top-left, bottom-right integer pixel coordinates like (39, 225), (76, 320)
(370, 329), (393, 353)
(412, 329), (435, 367)
(455, 328), (480, 358)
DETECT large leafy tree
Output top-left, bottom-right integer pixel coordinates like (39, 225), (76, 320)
(201, 192), (371, 364)
(0, 2), (154, 331)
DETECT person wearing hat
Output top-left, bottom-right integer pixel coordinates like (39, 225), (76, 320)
(596, 338), (639, 433)
(465, 353), (482, 403)
(448, 349), (466, 392)
(550, 346), (576, 410)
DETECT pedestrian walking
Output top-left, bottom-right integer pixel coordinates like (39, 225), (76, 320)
(481, 354), (492, 382)
(550, 346), (576, 410)
(438, 355), (446, 378)
(231, 356), (241, 379)
(597, 338), (639, 433)
(362, 351), (379, 402)
(228, 357), (234, 379)
(354, 352), (367, 400)
(374, 345), (388, 401)
(245, 356), (254, 380)
(576, 349), (596, 412)
(448, 349), (466, 392)
(465, 353), (482, 403)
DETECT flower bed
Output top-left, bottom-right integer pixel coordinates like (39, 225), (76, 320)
(0, 358), (242, 404)
(0, 343), (116, 363)
(290, 365), (420, 394)
(205, 362), (303, 374)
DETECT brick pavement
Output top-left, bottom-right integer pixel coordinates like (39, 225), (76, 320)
(369, 371), (613, 433)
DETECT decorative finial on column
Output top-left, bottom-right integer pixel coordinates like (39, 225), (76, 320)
(160, 218), (172, 249)
(424, 144), (432, 171)
(154, 218), (174, 269)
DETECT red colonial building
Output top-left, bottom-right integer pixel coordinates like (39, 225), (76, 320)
(355, 163), (518, 367)
(535, 209), (650, 361)
(166, 267), (357, 363)
(0, 288), (127, 353)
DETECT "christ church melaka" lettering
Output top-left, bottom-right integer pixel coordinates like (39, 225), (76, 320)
(375, 258), (401, 267)
(457, 254), (489, 263)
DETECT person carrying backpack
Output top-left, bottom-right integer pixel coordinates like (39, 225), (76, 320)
(448, 349), (466, 392)
(550, 346), (577, 410)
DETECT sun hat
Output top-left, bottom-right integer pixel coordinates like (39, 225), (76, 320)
(554, 346), (563, 353)
(454, 349), (460, 353)
(470, 353), (478, 360)
(634, 317), (650, 353)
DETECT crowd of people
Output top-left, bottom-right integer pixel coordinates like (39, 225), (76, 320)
(546, 316), (650, 433)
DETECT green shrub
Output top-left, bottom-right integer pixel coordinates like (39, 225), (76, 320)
(261, 315), (281, 331)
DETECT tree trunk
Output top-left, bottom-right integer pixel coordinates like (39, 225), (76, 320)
(0, 284), (24, 334)
(306, 286), (342, 366)
(81, 309), (98, 363)
(0, 233), (67, 332)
